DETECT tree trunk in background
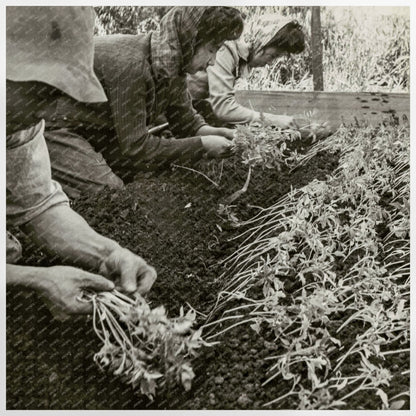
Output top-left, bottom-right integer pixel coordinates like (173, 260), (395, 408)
(311, 6), (324, 91)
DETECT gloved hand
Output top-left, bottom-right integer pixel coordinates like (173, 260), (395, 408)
(99, 246), (157, 295)
(201, 135), (234, 158)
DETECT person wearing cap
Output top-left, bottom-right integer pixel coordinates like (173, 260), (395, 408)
(6, 6), (156, 320)
(7, 6), (244, 198)
(187, 15), (306, 127)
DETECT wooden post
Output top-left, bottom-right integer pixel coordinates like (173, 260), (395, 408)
(311, 6), (324, 91)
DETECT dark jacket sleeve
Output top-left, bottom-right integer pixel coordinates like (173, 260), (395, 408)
(105, 63), (206, 168)
(163, 77), (208, 138)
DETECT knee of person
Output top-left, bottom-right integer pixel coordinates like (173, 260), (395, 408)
(107, 175), (125, 190)
(64, 175), (124, 199)
(6, 231), (22, 264)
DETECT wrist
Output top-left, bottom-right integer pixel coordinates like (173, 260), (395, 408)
(196, 125), (216, 136)
(94, 239), (122, 274)
(6, 264), (51, 291)
(25, 205), (122, 273)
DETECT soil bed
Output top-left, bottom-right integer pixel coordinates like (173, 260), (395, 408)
(6, 149), (409, 410)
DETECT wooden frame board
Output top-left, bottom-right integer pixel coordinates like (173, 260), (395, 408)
(235, 90), (410, 127)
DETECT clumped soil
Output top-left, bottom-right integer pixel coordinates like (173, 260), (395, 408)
(6, 151), (409, 410)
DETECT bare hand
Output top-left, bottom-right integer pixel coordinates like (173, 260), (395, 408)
(201, 135), (234, 159)
(215, 127), (235, 140)
(37, 265), (115, 321)
(292, 118), (335, 141)
(264, 114), (295, 129)
(99, 246), (157, 295)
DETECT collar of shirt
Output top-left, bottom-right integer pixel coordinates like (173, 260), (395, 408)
(235, 38), (250, 62)
(233, 39), (250, 79)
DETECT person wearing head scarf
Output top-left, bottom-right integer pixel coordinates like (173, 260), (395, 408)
(7, 6), (244, 198)
(6, 6), (156, 320)
(187, 14), (305, 126)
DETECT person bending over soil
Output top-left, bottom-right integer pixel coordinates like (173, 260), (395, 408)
(7, 6), (244, 198)
(6, 7), (156, 321)
(187, 14), (305, 127)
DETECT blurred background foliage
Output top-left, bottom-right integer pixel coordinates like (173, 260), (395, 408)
(94, 6), (409, 93)
(95, 6), (171, 34)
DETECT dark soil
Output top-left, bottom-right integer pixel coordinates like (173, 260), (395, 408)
(6, 151), (409, 410)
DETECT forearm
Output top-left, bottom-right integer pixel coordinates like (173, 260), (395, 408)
(196, 125), (223, 136)
(196, 125), (235, 140)
(207, 49), (261, 125)
(168, 111), (207, 139)
(210, 95), (262, 125)
(7, 264), (48, 290)
(22, 205), (120, 272)
(196, 125), (233, 137)
(120, 133), (206, 168)
(164, 77), (207, 138)
(209, 102), (294, 128)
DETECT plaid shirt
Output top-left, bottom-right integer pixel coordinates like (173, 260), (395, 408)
(150, 7), (206, 80)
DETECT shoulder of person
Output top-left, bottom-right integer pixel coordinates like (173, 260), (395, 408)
(219, 41), (240, 58)
(94, 34), (149, 67)
(187, 71), (208, 84)
(94, 35), (151, 86)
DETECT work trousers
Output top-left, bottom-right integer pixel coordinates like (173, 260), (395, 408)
(44, 127), (124, 199)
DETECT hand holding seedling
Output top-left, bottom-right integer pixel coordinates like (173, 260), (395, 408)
(98, 246), (157, 295)
(263, 114), (295, 129)
(201, 135), (234, 158)
(85, 290), (211, 399)
(214, 127), (235, 140)
(42, 266), (115, 321)
(17, 205), (157, 318)
(291, 117), (334, 142)
(5, 265), (115, 322)
(260, 112), (334, 142)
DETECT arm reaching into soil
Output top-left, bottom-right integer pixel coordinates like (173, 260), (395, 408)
(207, 44), (261, 124)
(207, 44), (297, 128)
(22, 204), (157, 295)
(104, 62), (207, 168)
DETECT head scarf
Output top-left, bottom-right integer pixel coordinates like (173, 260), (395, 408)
(243, 14), (294, 57)
(150, 7), (207, 80)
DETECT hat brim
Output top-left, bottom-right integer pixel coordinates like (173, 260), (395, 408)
(7, 58), (107, 103)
